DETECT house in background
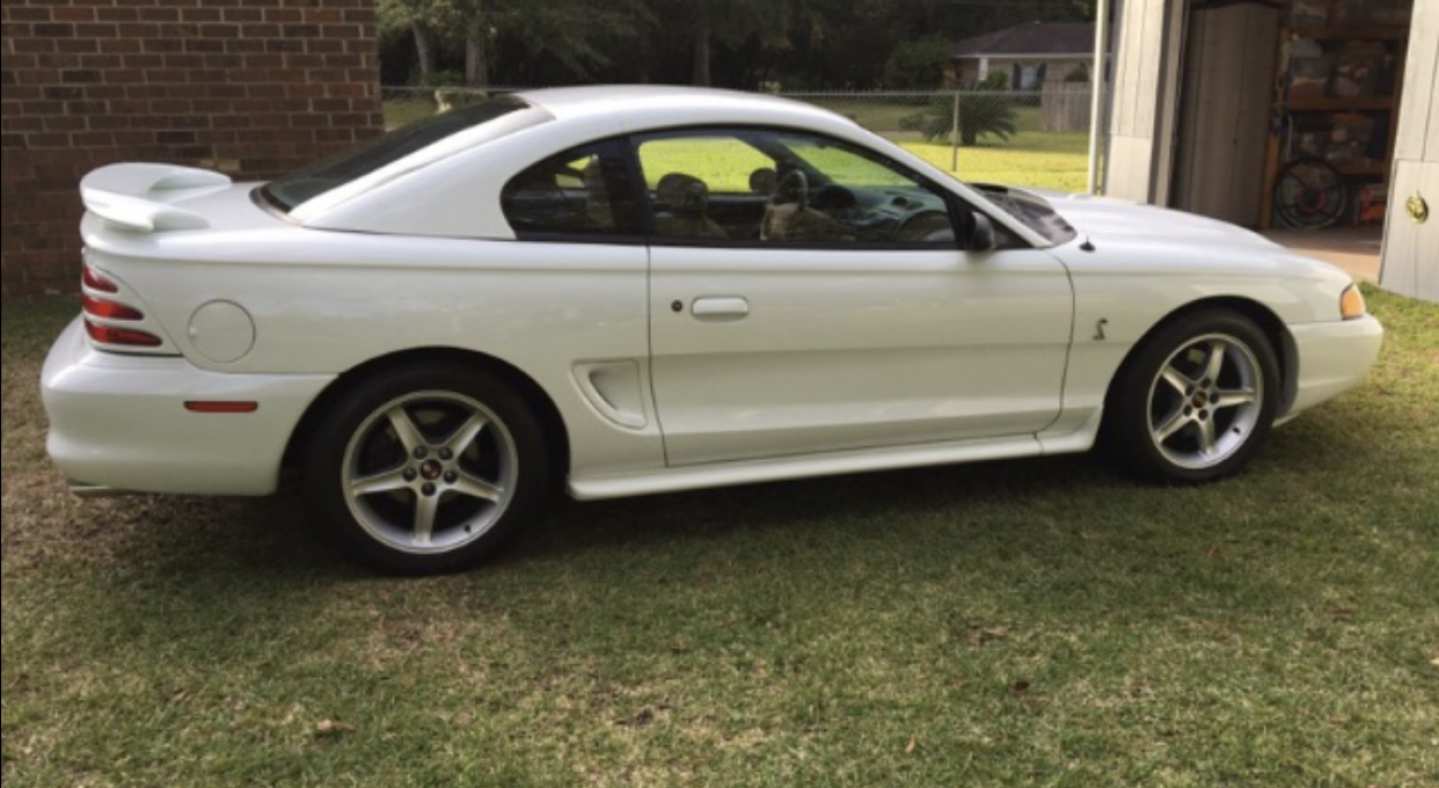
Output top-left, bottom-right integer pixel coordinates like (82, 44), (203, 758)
(949, 21), (1095, 89)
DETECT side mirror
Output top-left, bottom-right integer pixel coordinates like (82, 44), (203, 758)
(967, 213), (997, 252)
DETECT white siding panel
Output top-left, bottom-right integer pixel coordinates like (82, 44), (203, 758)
(1381, 0), (1439, 301)
(1394, 0), (1438, 161)
(1105, 0), (1179, 202)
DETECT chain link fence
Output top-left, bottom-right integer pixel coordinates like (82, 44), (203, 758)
(380, 84), (1094, 193)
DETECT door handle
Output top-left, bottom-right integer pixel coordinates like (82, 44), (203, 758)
(690, 296), (750, 320)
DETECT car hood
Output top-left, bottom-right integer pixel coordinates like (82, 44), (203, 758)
(1026, 189), (1356, 287)
(1034, 190), (1280, 251)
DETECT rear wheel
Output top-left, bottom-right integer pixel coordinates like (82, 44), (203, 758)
(1107, 309), (1280, 482)
(303, 363), (550, 573)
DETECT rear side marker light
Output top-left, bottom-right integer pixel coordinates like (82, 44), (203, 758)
(184, 401), (258, 413)
(84, 319), (163, 347)
(82, 265), (119, 293)
(81, 294), (143, 320)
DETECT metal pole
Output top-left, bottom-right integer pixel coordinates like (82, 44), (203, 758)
(1087, 0), (1111, 194)
(950, 90), (960, 172)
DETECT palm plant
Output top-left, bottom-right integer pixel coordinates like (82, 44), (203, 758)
(900, 73), (1018, 146)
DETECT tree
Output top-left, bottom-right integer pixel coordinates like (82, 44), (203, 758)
(445, 0), (650, 87)
(662, 0), (788, 86)
(374, 0), (1099, 89)
(461, 1), (489, 86)
(378, 0), (448, 85)
(881, 35), (950, 90)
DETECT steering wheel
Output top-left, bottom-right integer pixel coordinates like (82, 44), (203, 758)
(895, 209), (954, 243)
(772, 169), (809, 210)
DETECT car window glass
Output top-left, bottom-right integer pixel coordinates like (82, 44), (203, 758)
(265, 97), (531, 212)
(634, 128), (957, 247)
(501, 140), (640, 238)
(779, 135), (913, 188)
(638, 136), (774, 194)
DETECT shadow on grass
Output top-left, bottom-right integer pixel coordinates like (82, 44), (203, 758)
(509, 452), (1113, 563)
(49, 372), (1409, 672)
(79, 440), (1305, 616)
(96, 449), (1109, 578)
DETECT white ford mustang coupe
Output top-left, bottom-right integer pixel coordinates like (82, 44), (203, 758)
(43, 86), (1382, 572)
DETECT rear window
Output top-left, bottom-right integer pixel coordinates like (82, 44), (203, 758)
(261, 96), (530, 212)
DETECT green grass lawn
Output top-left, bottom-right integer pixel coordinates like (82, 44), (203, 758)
(3, 287), (1436, 786)
(382, 96), (436, 130)
(799, 97), (1046, 134)
(635, 131), (1088, 194)
(904, 131), (1089, 193)
(382, 98), (1089, 194)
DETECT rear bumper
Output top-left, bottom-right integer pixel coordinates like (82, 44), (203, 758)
(1280, 314), (1383, 423)
(41, 316), (334, 496)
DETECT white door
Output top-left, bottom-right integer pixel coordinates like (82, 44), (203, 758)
(634, 128), (1074, 466)
(1380, 0), (1439, 302)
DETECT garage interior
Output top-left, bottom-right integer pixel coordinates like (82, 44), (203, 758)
(1162, 0), (1410, 281)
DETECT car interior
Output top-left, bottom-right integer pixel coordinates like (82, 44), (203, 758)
(501, 130), (991, 247)
(642, 131), (961, 245)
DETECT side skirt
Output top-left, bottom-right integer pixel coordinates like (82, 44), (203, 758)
(567, 432), (1090, 501)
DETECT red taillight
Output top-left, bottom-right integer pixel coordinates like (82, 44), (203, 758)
(184, 401), (259, 413)
(79, 265), (156, 348)
(82, 264), (118, 293)
(81, 293), (143, 320)
(84, 319), (163, 347)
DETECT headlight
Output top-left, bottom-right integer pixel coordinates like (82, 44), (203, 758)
(1340, 283), (1366, 320)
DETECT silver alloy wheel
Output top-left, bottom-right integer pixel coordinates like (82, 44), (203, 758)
(341, 390), (518, 555)
(1146, 333), (1264, 471)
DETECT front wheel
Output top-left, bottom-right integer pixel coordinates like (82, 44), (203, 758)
(1107, 309), (1280, 482)
(303, 363), (551, 573)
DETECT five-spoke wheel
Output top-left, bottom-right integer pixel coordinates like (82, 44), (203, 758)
(342, 391), (517, 554)
(1107, 309), (1279, 482)
(1147, 334), (1263, 471)
(305, 363), (549, 573)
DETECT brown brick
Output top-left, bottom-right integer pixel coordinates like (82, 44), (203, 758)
(96, 8), (140, 23)
(7, 8), (52, 23)
(33, 23), (75, 38)
(52, 8), (97, 23)
(2, 0), (382, 295)
(56, 38), (100, 54)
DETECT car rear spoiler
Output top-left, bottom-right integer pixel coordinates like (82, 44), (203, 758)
(80, 163), (232, 232)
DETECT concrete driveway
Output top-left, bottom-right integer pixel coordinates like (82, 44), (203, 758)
(1263, 226), (1383, 283)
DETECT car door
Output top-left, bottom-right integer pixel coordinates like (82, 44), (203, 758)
(635, 127), (1075, 467)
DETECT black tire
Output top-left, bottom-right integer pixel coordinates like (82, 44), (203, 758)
(302, 361), (551, 574)
(1104, 308), (1281, 483)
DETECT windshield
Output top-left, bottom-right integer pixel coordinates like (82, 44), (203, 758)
(261, 96), (530, 212)
(969, 183), (1077, 245)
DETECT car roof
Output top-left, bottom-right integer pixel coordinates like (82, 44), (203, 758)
(295, 84), (1053, 249)
(514, 84), (852, 131)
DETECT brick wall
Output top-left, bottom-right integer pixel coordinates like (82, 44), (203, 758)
(1, 0), (384, 297)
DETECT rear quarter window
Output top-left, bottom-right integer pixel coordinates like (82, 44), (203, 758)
(500, 138), (644, 238)
(263, 97), (531, 212)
